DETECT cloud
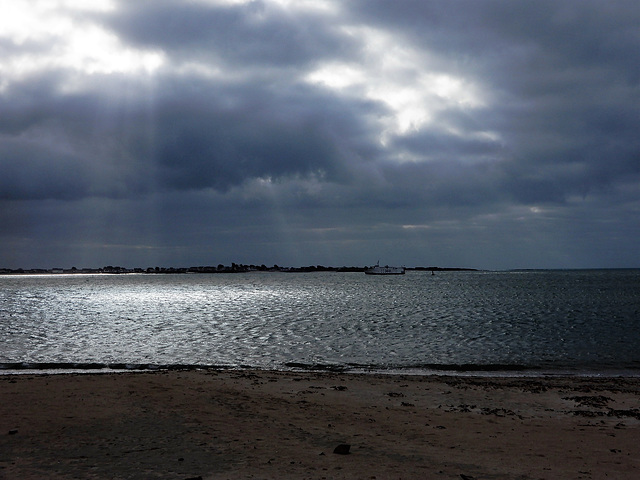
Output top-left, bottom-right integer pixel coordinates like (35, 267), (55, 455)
(108, 0), (354, 68)
(0, 0), (638, 269)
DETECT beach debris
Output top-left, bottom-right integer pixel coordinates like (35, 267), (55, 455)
(8, 430), (18, 435)
(480, 407), (519, 418)
(610, 410), (640, 419)
(387, 392), (404, 397)
(460, 474), (476, 480)
(563, 395), (612, 408)
(333, 444), (351, 455)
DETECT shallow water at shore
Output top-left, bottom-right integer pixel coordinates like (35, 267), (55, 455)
(1, 269), (639, 375)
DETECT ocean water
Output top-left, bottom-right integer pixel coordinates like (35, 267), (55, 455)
(1, 270), (639, 375)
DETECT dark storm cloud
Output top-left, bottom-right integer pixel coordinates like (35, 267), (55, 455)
(348, 0), (640, 203)
(107, 0), (356, 67)
(0, 74), (158, 200)
(0, 136), (90, 200)
(0, 0), (638, 269)
(351, 0), (639, 77)
(149, 77), (382, 192)
(0, 72), (378, 200)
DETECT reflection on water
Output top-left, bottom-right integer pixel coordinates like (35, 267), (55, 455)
(1, 270), (639, 373)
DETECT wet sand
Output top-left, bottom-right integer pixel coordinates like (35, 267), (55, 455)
(1, 370), (639, 479)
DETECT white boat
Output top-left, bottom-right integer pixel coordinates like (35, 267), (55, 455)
(364, 261), (405, 275)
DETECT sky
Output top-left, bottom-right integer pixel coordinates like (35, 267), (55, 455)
(1, 0), (638, 270)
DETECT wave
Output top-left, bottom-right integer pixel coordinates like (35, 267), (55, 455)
(2, 361), (638, 376)
(0, 361), (545, 374)
(284, 362), (541, 373)
(0, 362), (232, 372)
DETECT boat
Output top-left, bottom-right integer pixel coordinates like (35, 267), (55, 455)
(364, 261), (405, 275)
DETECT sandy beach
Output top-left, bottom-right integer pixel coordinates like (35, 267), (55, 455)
(1, 370), (638, 479)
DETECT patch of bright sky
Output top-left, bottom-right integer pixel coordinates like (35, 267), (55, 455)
(172, 62), (225, 80)
(403, 203), (556, 233)
(0, 0), (164, 90)
(203, 0), (340, 14)
(305, 25), (488, 152)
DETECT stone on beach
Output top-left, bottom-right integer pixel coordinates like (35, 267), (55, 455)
(333, 443), (351, 454)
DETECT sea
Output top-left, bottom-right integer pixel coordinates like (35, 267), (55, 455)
(1, 269), (639, 376)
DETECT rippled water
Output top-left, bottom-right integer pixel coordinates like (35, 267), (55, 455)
(1, 270), (639, 374)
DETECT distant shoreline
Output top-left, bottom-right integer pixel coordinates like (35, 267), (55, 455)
(0, 265), (478, 275)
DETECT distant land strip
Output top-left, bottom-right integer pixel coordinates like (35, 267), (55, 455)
(0, 265), (478, 275)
